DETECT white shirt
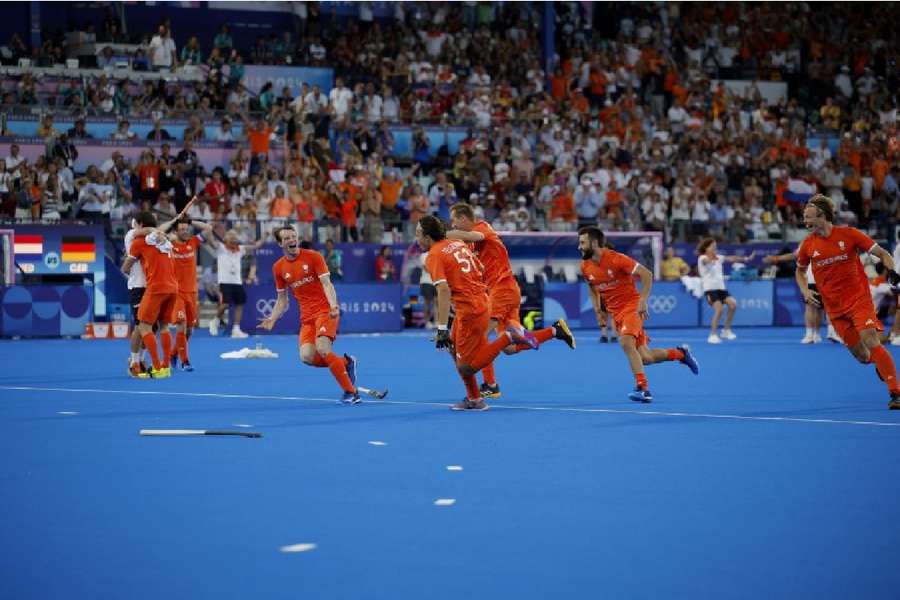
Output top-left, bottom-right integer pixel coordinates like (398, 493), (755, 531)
(124, 229), (147, 289)
(149, 35), (176, 68)
(329, 87), (354, 118)
(216, 244), (245, 285)
(698, 255), (726, 292)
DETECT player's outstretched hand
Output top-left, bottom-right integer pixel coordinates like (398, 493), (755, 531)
(803, 289), (822, 307)
(435, 329), (452, 351)
(258, 317), (276, 331)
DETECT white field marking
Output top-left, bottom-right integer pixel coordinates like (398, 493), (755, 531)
(446, 465), (463, 471)
(3, 385), (900, 429)
(368, 440), (388, 446)
(434, 499), (456, 506)
(58, 411), (79, 416)
(232, 423), (253, 428)
(279, 543), (317, 553)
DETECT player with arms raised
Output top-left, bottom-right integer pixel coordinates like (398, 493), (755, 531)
(446, 203), (575, 399)
(167, 217), (214, 370)
(579, 226), (699, 402)
(417, 215), (535, 411)
(260, 226), (362, 404)
(795, 195), (900, 409)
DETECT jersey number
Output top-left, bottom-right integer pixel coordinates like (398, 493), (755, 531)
(452, 248), (482, 274)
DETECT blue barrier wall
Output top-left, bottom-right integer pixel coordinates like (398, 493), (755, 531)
(700, 281), (774, 327)
(0, 285), (93, 337)
(240, 283), (404, 335)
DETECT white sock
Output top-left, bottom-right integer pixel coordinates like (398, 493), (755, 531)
(805, 328), (813, 336)
(130, 352), (141, 364)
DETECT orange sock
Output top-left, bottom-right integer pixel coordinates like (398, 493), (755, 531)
(870, 346), (900, 393)
(469, 333), (513, 372)
(176, 332), (189, 363)
(462, 373), (481, 400)
(666, 348), (685, 361)
(310, 353), (328, 368)
(534, 327), (554, 344)
(142, 333), (161, 370)
(159, 330), (173, 368)
(325, 352), (355, 393)
(481, 361), (497, 386)
(635, 372), (649, 390)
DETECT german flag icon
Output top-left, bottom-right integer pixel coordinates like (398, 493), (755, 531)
(62, 235), (96, 263)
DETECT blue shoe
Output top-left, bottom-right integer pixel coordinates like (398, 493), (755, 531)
(628, 388), (653, 403)
(340, 391), (361, 405)
(344, 354), (358, 387)
(181, 361), (194, 372)
(679, 344), (699, 375)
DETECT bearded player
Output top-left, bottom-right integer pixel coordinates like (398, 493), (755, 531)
(417, 215), (535, 410)
(579, 226), (699, 402)
(446, 202), (575, 399)
(167, 218), (214, 371)
(795, 195), (900, 409)
(259, 226), (363, 404)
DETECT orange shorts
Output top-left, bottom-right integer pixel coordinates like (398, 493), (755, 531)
(137, 291), (178, 325)
(451, 309), (491, 366)
(299, 312), (340, 346)
(174, 291), (198, 326)
(489, 285), (521, 331)
(829, 296), (882, 348)
(612, 304), (650, 348)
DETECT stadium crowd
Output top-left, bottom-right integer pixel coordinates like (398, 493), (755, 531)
(2, 2), (900, 248)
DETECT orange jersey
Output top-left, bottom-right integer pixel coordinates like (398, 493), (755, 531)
(581, 250), (641, 315)
(129, 235), (177, 294)
(273, 249), (332, 321)
(425, 239), (489, 315)
(471, 220), (519, 293)
(796, 225), (877, 316)
(171, 236), (202, 294)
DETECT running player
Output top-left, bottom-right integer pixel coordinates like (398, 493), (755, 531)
(166, 218), (214, 371)
(121, 212), (179, 379)
(696, 238), (756, 344)
(446, 203), (575, 399)
(579, 226), (699, 403)
(795, 195), (900, 409)
(259, 226), (363, 404)
(417, 215), (535, 411)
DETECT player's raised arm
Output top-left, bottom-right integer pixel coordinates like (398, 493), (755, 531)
(763, 252), (796, 265)
(445, 229), (485, 243)
(258, 289), (289, 330)
(869, 244), (898, 276)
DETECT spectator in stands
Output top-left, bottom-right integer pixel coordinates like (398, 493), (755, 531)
(181, 36), (202, 66)
(111, 120), (137, 141)
(149, 25), (176, 71)
(176, 140), (199, 191)
(146, 118), (172, 141)
(213, 24), (233, 55)
(322, 238), (343, 280)
(136, 150), (161, 205)
(661, 247), (690, 281)
(52, 134), (78, 169)
(67, 118), (92, 140)
(374, 245), (396, 281)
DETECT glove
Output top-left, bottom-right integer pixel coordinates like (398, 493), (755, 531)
(887, 269), (900, 287)
(435, 328), (452, 351)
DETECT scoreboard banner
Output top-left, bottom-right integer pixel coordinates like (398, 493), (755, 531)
(12, 224), (106, 317)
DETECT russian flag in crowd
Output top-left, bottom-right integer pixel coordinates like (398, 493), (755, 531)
(784, 178), (817, 204)
(14, 234), (43, 257)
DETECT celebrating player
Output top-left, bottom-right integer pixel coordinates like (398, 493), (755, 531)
(764, 251), (842, 344)
(121, 212), (179, 379)
(259, 226), (363, 404)
(795, 195), (900, 409)
(417, 215), (536, 411)
(696, 238), (755, 344)
(579, 226), (699, 403)
(446, 202), (575, 399)
(167, 218), (214, 370)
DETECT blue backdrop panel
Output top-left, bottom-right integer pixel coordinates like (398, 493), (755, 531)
(543, 282), (701, 329)
(774, 279), (807, 326)
(543, 283), (582, 327)
(701, 281), (774, 327)
(240, 283), (403, 335)
(638, 282), (701, 328)
(0, 285), (93, 337)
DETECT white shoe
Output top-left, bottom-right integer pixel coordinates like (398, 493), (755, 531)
(424, 321), (435, 330)
(826, 325), (843, 344)
(720, 329), (737, 340)
(209, 318), (219, 336)
(708, 333), (721, 344)
(800, 332), (815, 344)
(231, 327), (249, 339)
(812, 332), (822, 343)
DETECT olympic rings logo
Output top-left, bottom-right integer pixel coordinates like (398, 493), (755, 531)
(256, 298), (277, 317)
(648, 295), (677, 314)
